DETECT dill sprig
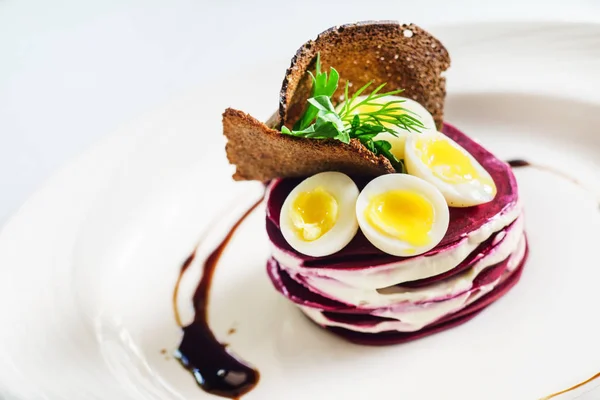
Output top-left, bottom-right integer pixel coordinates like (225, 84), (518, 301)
(339, 81), (425, 134)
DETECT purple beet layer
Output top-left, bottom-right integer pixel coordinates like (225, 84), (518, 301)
(267, 241), (515, 312)
(267, 239), (528, 345)
(323, 241), (527, 346)
(268, 216), (520, 291)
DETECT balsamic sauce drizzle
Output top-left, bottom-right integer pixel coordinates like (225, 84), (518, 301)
(173, 197), (264, 399)
(507, 159), (531, 168)
(507, 159), (600, 210)
(507, 159), (581, 186)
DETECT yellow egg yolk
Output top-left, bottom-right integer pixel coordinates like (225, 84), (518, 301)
(290, 187), (338, 241)
(418, 136), (494, 191)
(365, 190), (434, 247)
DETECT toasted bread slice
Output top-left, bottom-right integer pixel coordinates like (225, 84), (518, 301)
(223, 108), (394, 181)
(279, 21), (450, 130)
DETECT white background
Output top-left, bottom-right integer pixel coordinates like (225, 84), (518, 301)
(1, 0), (600, 226)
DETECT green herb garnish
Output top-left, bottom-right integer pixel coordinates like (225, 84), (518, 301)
(340, 82), (425, 134)
(292, 53), (340, 132)
(282, 95), (349, 143)
(281, 54), (425, 171)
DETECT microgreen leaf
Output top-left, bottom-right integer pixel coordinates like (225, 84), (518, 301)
(325, 68), (340, 95)
(282, 96), (349, 143)
(373, 140), (396, 161)
(307, 95), (336, 113)
(373, 140), (406, 172)
(293, 53), (339, 131)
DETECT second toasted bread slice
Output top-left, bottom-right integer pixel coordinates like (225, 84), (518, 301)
(224, 108), (394, 181)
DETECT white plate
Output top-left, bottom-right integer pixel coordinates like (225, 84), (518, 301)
(1, 21), (600, 400)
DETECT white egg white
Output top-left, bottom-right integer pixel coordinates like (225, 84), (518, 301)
(355, 174), (449, 257)
(404, 131), (497, 207)
(336, 95), (436, 160)
(280, 172), (359, 257)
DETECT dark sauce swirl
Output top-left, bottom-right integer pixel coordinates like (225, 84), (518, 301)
(507, 159), (531, 168)
(174, 197), (264, 399)
(508, 158), (585, 190)
(507, 158), (600, 211)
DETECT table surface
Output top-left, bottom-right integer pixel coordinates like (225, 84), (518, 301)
(1, 0), (600, 226)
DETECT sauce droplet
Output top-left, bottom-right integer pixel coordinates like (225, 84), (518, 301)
(507, 159), (531, 168)
(173, 196), (264, 398)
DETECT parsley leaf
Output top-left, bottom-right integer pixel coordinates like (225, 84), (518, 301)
(293, 53), (339, 131)
(283, 95), (349, 143)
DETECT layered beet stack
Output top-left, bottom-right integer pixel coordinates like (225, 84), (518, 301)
(265, 124), (527, 345)
(222, 21), (528, 345)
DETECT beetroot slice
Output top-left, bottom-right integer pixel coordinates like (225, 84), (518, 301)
(266, 257), (354, 310)
(319, 255), (515, 326)
(325, 304), (486, 346)
(266, 238), (520, 313)
(400, 218), (518, 288)
(323, 242), (527, 346)
(265, 122), (519, 266)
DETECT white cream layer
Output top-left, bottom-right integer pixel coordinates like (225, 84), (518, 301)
(301, 234), (527, 333)
(272, 203), (522, 289)
(291, 216), (524, 308)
